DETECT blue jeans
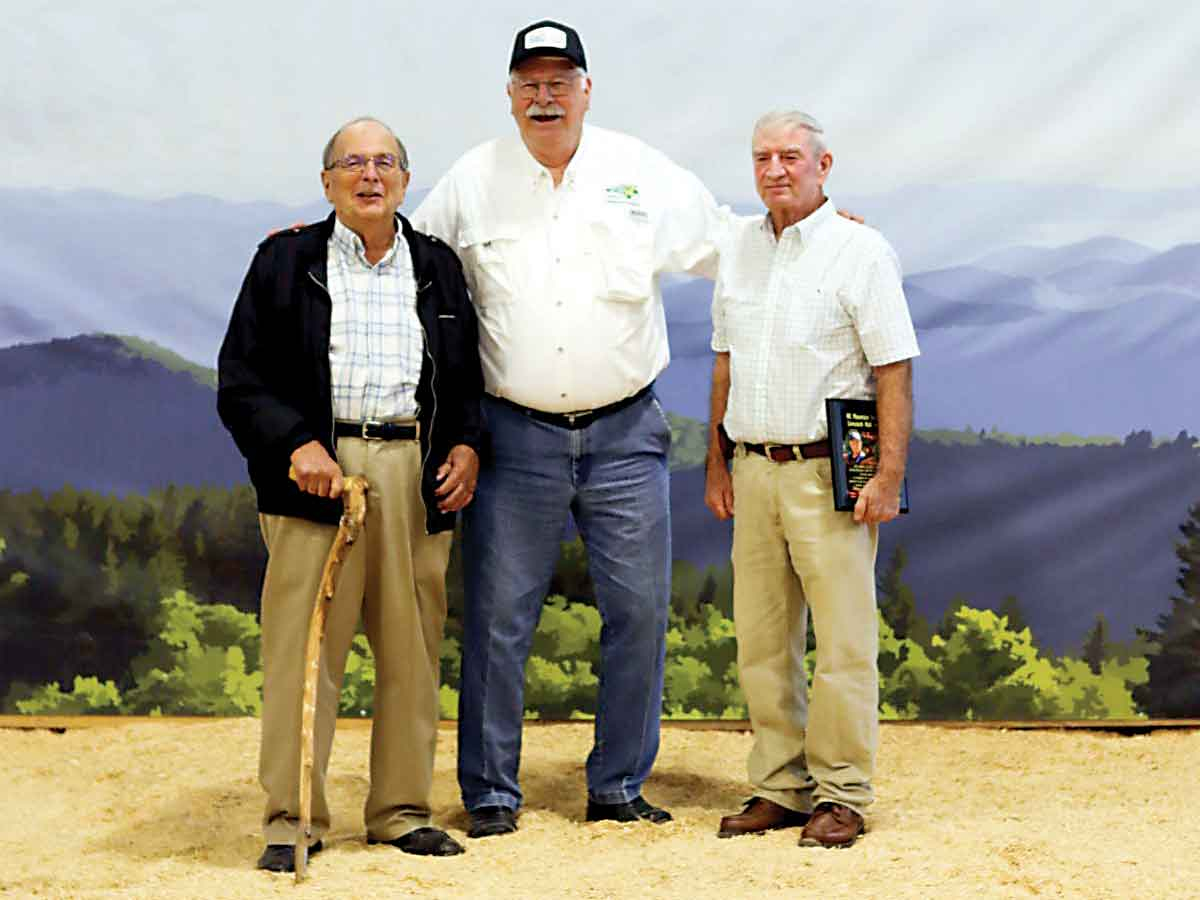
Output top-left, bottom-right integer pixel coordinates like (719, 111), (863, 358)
(458, 391), (672, 811)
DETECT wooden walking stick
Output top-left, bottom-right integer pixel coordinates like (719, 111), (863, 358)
(290, 470), (369, 883)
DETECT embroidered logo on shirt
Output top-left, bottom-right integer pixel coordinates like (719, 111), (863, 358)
(605, 184), (641, 203)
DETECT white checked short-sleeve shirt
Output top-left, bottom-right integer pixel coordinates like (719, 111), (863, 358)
(711, 200), (919, 444)
(412, 124), (723, 413)
(326, 218), (423, 422)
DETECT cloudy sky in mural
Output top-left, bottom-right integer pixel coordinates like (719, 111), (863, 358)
(4, 1), (1195, 206)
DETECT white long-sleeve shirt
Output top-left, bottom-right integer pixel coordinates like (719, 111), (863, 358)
(413, 124), (723, 413)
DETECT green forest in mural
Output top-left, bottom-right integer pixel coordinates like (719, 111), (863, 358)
(3, 485), (1197, 719)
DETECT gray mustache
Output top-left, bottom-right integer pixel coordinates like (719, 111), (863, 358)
(526, 103), (566, 118)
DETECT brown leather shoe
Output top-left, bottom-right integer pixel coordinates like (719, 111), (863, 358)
(717, 797), (810, 838)
(797, 802), (865, 848)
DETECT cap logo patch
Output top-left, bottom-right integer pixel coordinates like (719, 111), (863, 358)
(525, 26), (568, 50)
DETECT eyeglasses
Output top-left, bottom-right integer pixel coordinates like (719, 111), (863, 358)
(325, 153), (403, 173)
(511, 76), (579, 99)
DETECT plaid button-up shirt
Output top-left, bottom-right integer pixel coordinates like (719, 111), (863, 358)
(326, 218), (423, 422)
(712, 200), (919, 444)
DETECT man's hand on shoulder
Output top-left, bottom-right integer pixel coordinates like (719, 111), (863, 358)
(266, 221), (307, 239)
(852, 473), (901, 524)
(435, 444), (480, 513)
(837, 208), (865, 224)
(290, 440), (344, 499)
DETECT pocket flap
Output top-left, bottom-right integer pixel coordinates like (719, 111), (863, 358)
(459, 224), (520, 250)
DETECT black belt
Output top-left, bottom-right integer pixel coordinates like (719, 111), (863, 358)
(490, 384), (653, 430)
(741, 439), (830, 462)
(334, 420), (419, 441)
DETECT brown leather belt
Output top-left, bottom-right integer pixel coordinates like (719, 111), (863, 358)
(741, 440), (830, 462)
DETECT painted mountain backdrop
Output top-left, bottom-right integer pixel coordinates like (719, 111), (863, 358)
(3, 188), (1195, 437)
(1, 188), (1197, 657)
(2, 334), (1196, 656)
(659, 238), (1200, 436)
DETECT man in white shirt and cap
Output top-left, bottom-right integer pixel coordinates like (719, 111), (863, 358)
(413, 19), (723, 838)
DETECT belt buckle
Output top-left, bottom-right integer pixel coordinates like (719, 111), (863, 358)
(564, 408), (594, 428)
(764, 444), (793, 463)
(361, 420), (384, 440)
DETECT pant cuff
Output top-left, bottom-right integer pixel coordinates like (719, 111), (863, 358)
(587, 787), (639, 805)
(466, 792), (519, 813)
(812, 793), (870, 818)
(367, 815), (433, 842)
(753, 786), (814, 815)
(263, 817), (327, 846)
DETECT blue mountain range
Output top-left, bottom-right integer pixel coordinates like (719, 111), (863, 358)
(3, 186), (1195, 439)
(658, 241), (1199, 437)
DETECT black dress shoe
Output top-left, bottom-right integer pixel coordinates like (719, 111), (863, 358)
(368, 827), (464, 857)
(256, 840), (323, 873)
(586, 795), (673, 824)
(467, 805), (518, 838)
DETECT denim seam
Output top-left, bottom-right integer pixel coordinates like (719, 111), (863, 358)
(649, 396), (671, 434)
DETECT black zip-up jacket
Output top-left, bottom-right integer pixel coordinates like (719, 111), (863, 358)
(217, 212), (483, 534)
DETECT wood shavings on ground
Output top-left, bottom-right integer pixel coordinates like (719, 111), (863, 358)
(1, 721), (1197, 899)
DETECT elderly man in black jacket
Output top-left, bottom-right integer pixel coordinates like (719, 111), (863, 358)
(218, 117), (483, 872)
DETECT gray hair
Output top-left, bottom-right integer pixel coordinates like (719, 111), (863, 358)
(752, 110), (827, 156)
(322, 116), (409, 171)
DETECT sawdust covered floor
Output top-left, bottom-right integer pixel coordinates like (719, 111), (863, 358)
(1, 720), (1197, 899)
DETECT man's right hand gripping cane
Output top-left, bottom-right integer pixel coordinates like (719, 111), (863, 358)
(290, 440), (343, 499)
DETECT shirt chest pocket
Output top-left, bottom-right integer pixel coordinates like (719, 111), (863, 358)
(781, 278), (848, 347)
(458, 225), (520, 309)
(721, 284), (766, 345)
(590, 211), (655, 303)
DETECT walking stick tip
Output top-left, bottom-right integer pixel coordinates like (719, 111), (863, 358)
(293, 836), (307, 883)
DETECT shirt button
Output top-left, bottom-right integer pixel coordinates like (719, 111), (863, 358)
(557, 347), (564, 352)
(560, 392), (567, 398)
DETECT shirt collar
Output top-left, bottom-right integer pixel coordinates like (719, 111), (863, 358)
(558, 124), (592, 188)
(331, 216), (399, 267)
(515, 124), (592, 191)
(761, 198), (837, 246)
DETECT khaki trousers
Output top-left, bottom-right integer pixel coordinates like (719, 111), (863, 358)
(731, 449), (879, 816)
(258, 436), (452, 844)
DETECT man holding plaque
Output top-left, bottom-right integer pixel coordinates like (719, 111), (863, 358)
(703, 110), (919, 848)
